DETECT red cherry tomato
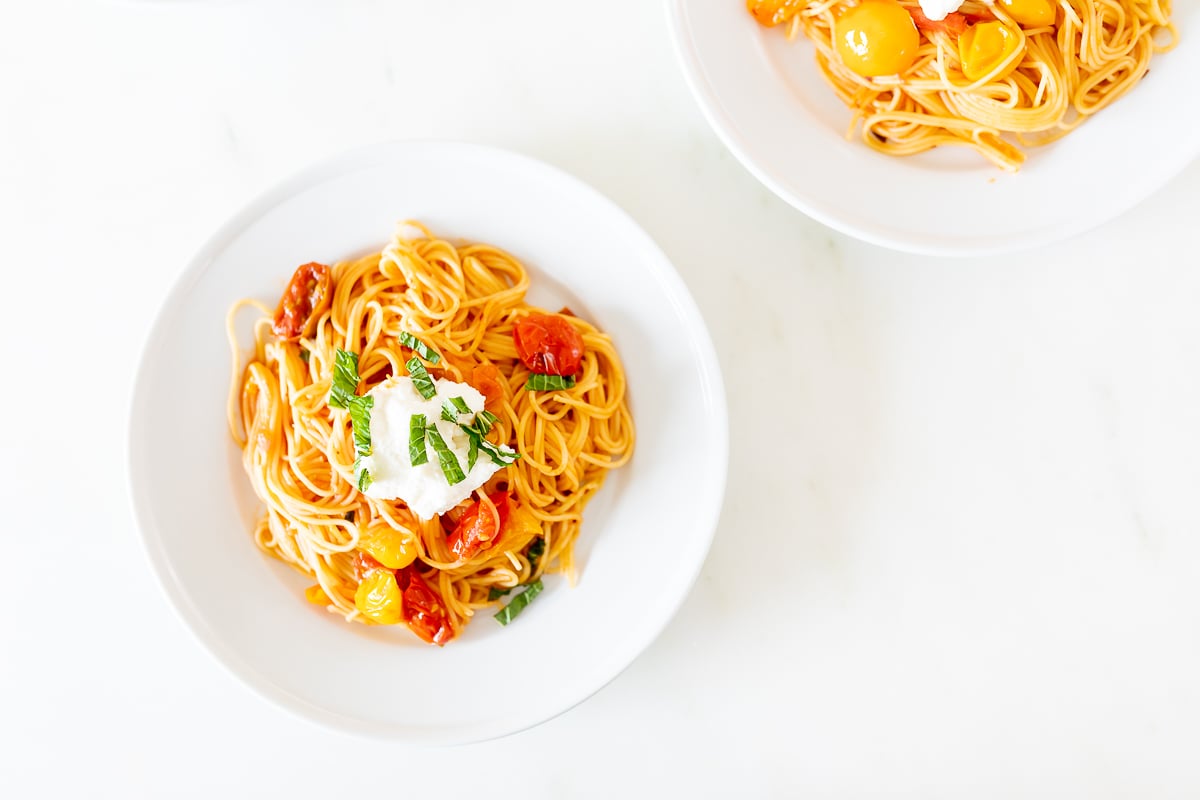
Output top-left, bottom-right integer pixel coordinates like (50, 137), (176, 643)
(470, 364), (505, 410)
(395, 565), (454, 646)
(353, 550), (385, 580)
(908, 7), (992, 34)
(512, 313), (584, 376)
(272, 262), (331, 339)
(448, 491), (511, 560)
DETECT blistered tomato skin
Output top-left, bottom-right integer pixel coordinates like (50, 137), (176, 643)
(354, 570), (403, 624)
(513, 313), (584, 376)
(357, 526), (418, 570)
(959, 21), (1020, 81)
(834, 0), (922, 78)
(747, 0), (805, 26)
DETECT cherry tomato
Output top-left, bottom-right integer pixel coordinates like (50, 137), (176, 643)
(747, 0), (804, 26)
(908, 7), (969, 34)
(355, 570), (403, 624)
(353, 550), (385, 580)
(448, 491), (511, 560)
(470, 363), (505, 410)
(272, 262), (331, 340)
(908, 7), (993, 35)
(513, 313), (584, 376)
(395, 565), (454, 646)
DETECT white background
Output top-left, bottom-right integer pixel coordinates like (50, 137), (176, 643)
(3, 1), (1200, 797)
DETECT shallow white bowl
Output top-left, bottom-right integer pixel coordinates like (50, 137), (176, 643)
(667, 0), (1200, 255)
(128, 141), (727, 743)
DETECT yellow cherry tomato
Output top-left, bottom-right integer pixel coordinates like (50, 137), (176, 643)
(747, 0), (805, 26)
(958, 21), (1021, 81)
(357, 525), (418, 570)
(834, 0), (921, 78)
(355, 570), (403, 624)
(304, 584), (331, 606)
(998, 0), (1056, 27)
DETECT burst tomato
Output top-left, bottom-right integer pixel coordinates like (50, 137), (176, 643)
(512, 313), (584, 376)
(747, 0), (804, 26)
(448, 491), (511, 560)
(470, 363), (505, 409)
(272, 262), (331, 339)
(395, 565), (454, 645)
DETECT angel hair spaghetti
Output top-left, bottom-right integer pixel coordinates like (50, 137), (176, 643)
(226, 223), (634, 645)
(748, 0), (1176, 170)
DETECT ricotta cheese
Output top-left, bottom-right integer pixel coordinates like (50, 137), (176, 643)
(359, 376), (501, 520)
(918, 0), (964, 21)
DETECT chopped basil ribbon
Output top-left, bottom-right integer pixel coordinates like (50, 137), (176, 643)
(475, 410), (498, 434)
(329, 349), (374, 490)
(441, 395), (472, 423)
(453, 408), (518, 468)
(406, 356), (437, 400)
(398, 332), (441, 364)
(409, 414), (429, 466)
(526, 537), (546, 573)
(424, 424), (466, 485)
(467, 434), (479, 471)
(329, 349), (361, 409)
(487, 586), (511, 601)
(525, 374), (576, 392)
(494, 579), (543, 626)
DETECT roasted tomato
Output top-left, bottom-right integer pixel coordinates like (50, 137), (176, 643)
(358, 526), (418, 570)
(272, 261), (331, 340)
(747, 0), (804, 26)
(448, 491), (511, 560)
(470, 363), (506, 409)
(395, 565), (454, 645)
(353, 550), (386, 580)
(908, 6), (994, 34)
(354, 570), (403, 624)
(513, 313), (584, 376)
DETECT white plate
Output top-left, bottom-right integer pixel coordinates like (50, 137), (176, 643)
(667, 0), (1200, 255)
(127, 141), (727, 742)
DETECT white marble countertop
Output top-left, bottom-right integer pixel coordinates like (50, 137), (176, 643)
(4, 0), (1200, 796)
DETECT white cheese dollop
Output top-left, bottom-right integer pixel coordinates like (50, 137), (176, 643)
(918, 0), (965, 21)
(359, 376), (501, 520)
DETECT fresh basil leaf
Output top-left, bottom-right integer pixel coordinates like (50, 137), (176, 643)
(409, 413), (429, 466)
(475, 409), (498, 435)
(493, 579), (543, 626)
(524, 373), (575, 392)
(398, 332), (441, 364)
(526, 537), (546, 573)
(467, 433), (479, 471)
(329, 349), (361, 408)
(407, 356), (437, 400)
(456, 422), (520, 467)
(348, 395), (373, 458)
(425, 424), (465, 485)
(477, 437), (520, 466)
(356, 467), (373, 492)
(487, 586), (512, 601)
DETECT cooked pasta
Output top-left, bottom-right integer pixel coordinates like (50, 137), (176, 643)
(749, 0), (1176, 170)
(227, 223), (634, 645)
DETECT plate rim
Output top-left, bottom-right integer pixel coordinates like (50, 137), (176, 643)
(665, 0), (1200, 256)
(125, 139), (729, 743)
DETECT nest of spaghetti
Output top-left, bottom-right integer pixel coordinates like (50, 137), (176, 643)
(750, 0), (1176, 170)
(228, 223), (634, 645)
